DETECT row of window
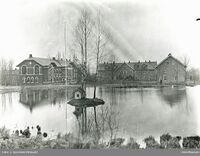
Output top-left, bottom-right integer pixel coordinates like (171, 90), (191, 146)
(48, 77), (66, 82)
(22, 76), (39, 84)
(163, 75), (178, 81)
(22, 65), (40, 75)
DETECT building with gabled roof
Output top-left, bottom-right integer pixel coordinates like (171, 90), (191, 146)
(156, 53), (186, 85)
(98, 60), (157, 83)
(16, 54), (85, 85)
(97, 53), (186, 85)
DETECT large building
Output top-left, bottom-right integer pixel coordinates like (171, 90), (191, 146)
(98, 61), (157, 83)
(98, 54), (186, 85)
(16, 54), (86, 85)
(156, 53), (186, 85)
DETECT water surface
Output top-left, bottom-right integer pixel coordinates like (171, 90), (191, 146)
(0, 85), (200, 140)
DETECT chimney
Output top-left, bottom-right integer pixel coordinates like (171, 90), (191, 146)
(29, 54), (32, 58)
(128, 61), (130, 63)
(52, 57), (56, 60)
(168, 53), (172, 57)
(149, 60), (151, 62)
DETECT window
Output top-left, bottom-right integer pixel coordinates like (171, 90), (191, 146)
(27, 77), (30, 83)
(31, 77), (34, 83)
(22, 66), (27, 74)
(35, 65), (39, 74)
(35, 77), (39, 83)
(175, 76), (178, 81)
(163, 75), (167, 80)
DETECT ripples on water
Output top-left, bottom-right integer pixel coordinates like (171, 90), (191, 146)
(0, 86), (199, 140)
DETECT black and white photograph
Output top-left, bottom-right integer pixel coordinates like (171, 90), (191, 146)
(0, 0), (200, 155)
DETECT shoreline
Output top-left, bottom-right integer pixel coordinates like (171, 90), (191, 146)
(0, 83), (193, 89)
(0, 83), (194, 94)
(0, 127), (199, 149)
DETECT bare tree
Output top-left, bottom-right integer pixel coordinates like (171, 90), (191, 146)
(75, 9), (93, 67)
(188, 68), (200, 84)
(0, 58), (14, 86)
(180, 55), (190, 83)
(8, 59), (14, 85)
(183, 56), (190, 68)
(0, 58), (7, 85)
(85, 105), (119, 143)
(56, 51), (61, 60)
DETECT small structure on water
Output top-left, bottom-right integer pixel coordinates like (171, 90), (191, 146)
(68, 87), (105, 134)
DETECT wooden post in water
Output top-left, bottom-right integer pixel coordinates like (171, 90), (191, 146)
(94, 106), (98, 132)
(81, 108), (85, 135)
(84, 107), (87, 133)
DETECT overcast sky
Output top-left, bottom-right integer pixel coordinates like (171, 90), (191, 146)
(1, 0), (200, 68)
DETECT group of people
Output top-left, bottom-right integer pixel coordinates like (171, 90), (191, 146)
(14, 125), (48, 138)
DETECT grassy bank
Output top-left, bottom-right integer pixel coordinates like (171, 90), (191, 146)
(0, 127), (200, 149)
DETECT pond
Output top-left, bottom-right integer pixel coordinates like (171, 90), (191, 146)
(0, 85), (200, 142)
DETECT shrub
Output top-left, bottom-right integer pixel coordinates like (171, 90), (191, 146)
(109, 138), (125, 148)
(0, 127), (10, 140)
(124, 137), (140, 149)
(144, 136), (160, 149)
(183, 136), (200, 149)
(167, 137), (181, 149)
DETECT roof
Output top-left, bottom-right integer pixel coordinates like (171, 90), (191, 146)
(98, 63), (122, 71)
(72, 87), (86, 98)
(17, 57), (71, 67)
(156, 54), (186, 69)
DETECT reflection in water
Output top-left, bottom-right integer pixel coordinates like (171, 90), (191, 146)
(1, 94), (6, 113)
(0, 86), (199, 140)
(19, 88), (74, 112)
(158, 87), (186, 107)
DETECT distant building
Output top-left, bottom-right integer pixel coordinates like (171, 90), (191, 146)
(98, 53), (186, 85)
(16, 54), (86, 85)
(98, 61), (157, 83)
(156, 53), (186, 85)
